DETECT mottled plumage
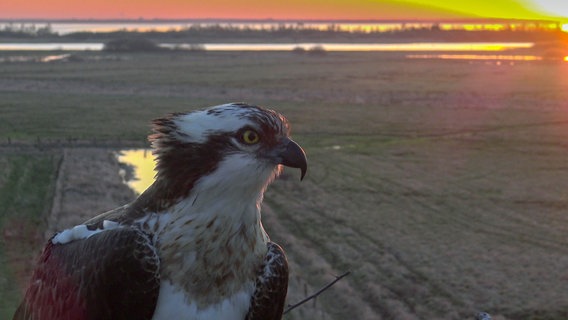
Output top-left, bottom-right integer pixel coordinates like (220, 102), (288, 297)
(15, 227), (160, 320)
(14, 103), (306, 320)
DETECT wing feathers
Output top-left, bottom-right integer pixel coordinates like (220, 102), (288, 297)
(246, 242), (289, 320)
(14, 227), (160, 320)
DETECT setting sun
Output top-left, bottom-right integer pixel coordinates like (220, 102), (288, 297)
(562, 23), (568, 32)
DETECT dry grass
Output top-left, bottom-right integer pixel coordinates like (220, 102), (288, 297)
(1, 51), (568, 319)
(0, 153), (59, 318)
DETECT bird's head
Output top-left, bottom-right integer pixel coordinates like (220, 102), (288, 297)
(144, 103), (307, 209)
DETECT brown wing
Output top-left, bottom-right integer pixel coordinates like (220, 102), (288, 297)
(246, 241), (289, 320)
(13, 227), (160, 320)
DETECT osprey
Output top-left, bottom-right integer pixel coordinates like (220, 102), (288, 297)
(14, 103), (307, 320)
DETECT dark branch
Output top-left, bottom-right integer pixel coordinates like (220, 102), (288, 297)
(283, 271), (351, 315)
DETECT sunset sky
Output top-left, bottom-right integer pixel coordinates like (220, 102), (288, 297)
(0, 0), (567, 21)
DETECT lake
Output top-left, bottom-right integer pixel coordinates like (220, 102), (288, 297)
(0, 42), (535, 52)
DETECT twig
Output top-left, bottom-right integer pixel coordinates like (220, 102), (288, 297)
(283, 271), (351, 315)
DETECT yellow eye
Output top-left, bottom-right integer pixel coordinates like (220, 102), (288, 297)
(241, 129), (260, 144)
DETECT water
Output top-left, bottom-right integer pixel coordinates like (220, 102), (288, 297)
(165, 42), (535, 52)
(0, 42), (535, 52)
(407, 54), (543, 61)
(117, 149), (156, 194)
(0, 21), (546, 57)
(0, 43), (103, 51)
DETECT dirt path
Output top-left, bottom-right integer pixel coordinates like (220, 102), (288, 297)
(46, 148), (136, 237)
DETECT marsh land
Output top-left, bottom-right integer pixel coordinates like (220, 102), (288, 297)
(1, 49), (568, 319)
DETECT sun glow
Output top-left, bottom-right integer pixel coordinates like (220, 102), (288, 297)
(562, 24), (568, 32)
(407, 54), (542, 61)
(1, 0), (567, 20)
(459, 24), (508, 31)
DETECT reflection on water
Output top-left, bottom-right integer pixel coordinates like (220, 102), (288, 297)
(163, 42), (534, 52)
(117, 149), (156, 194)
(0, 54), (71, 63)
(407, 54), (543, 61)
(46, 22), (195, 34)
(0, 43), (103, 51)
(41, 54), (72, 62)
(0, 42), (534, 52)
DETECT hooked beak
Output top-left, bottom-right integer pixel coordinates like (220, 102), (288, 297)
(278, 138), (307, 180)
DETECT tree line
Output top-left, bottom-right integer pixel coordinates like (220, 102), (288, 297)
(1, 21), (567, 48)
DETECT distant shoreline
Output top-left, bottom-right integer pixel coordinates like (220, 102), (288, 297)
(1, 22), (566, 44)
(0, 19), (566, 61)
(0, 17), (564, 23)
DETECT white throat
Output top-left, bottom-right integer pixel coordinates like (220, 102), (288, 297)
(140, 153), (278, 311)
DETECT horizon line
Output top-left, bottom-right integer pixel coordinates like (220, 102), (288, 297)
(0, 17), (564, 24)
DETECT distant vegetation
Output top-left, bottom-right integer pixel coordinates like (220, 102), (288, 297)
(103, 38), (164, 52)
(0, 22), (54, 38)
(291, 45), (327, 55)
(1, 21), (568, 45)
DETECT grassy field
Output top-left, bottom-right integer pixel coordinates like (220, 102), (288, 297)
(1, 50), (568, 319)
(0, 152), (59, 319)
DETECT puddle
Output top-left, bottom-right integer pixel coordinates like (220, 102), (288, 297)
(116, 149), (156, 194)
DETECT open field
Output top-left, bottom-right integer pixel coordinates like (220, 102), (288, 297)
(0, 151), (59, 319)
(1, 51), (568, 319)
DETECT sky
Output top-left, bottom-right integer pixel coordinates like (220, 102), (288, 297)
(0, 0), (567, 21)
